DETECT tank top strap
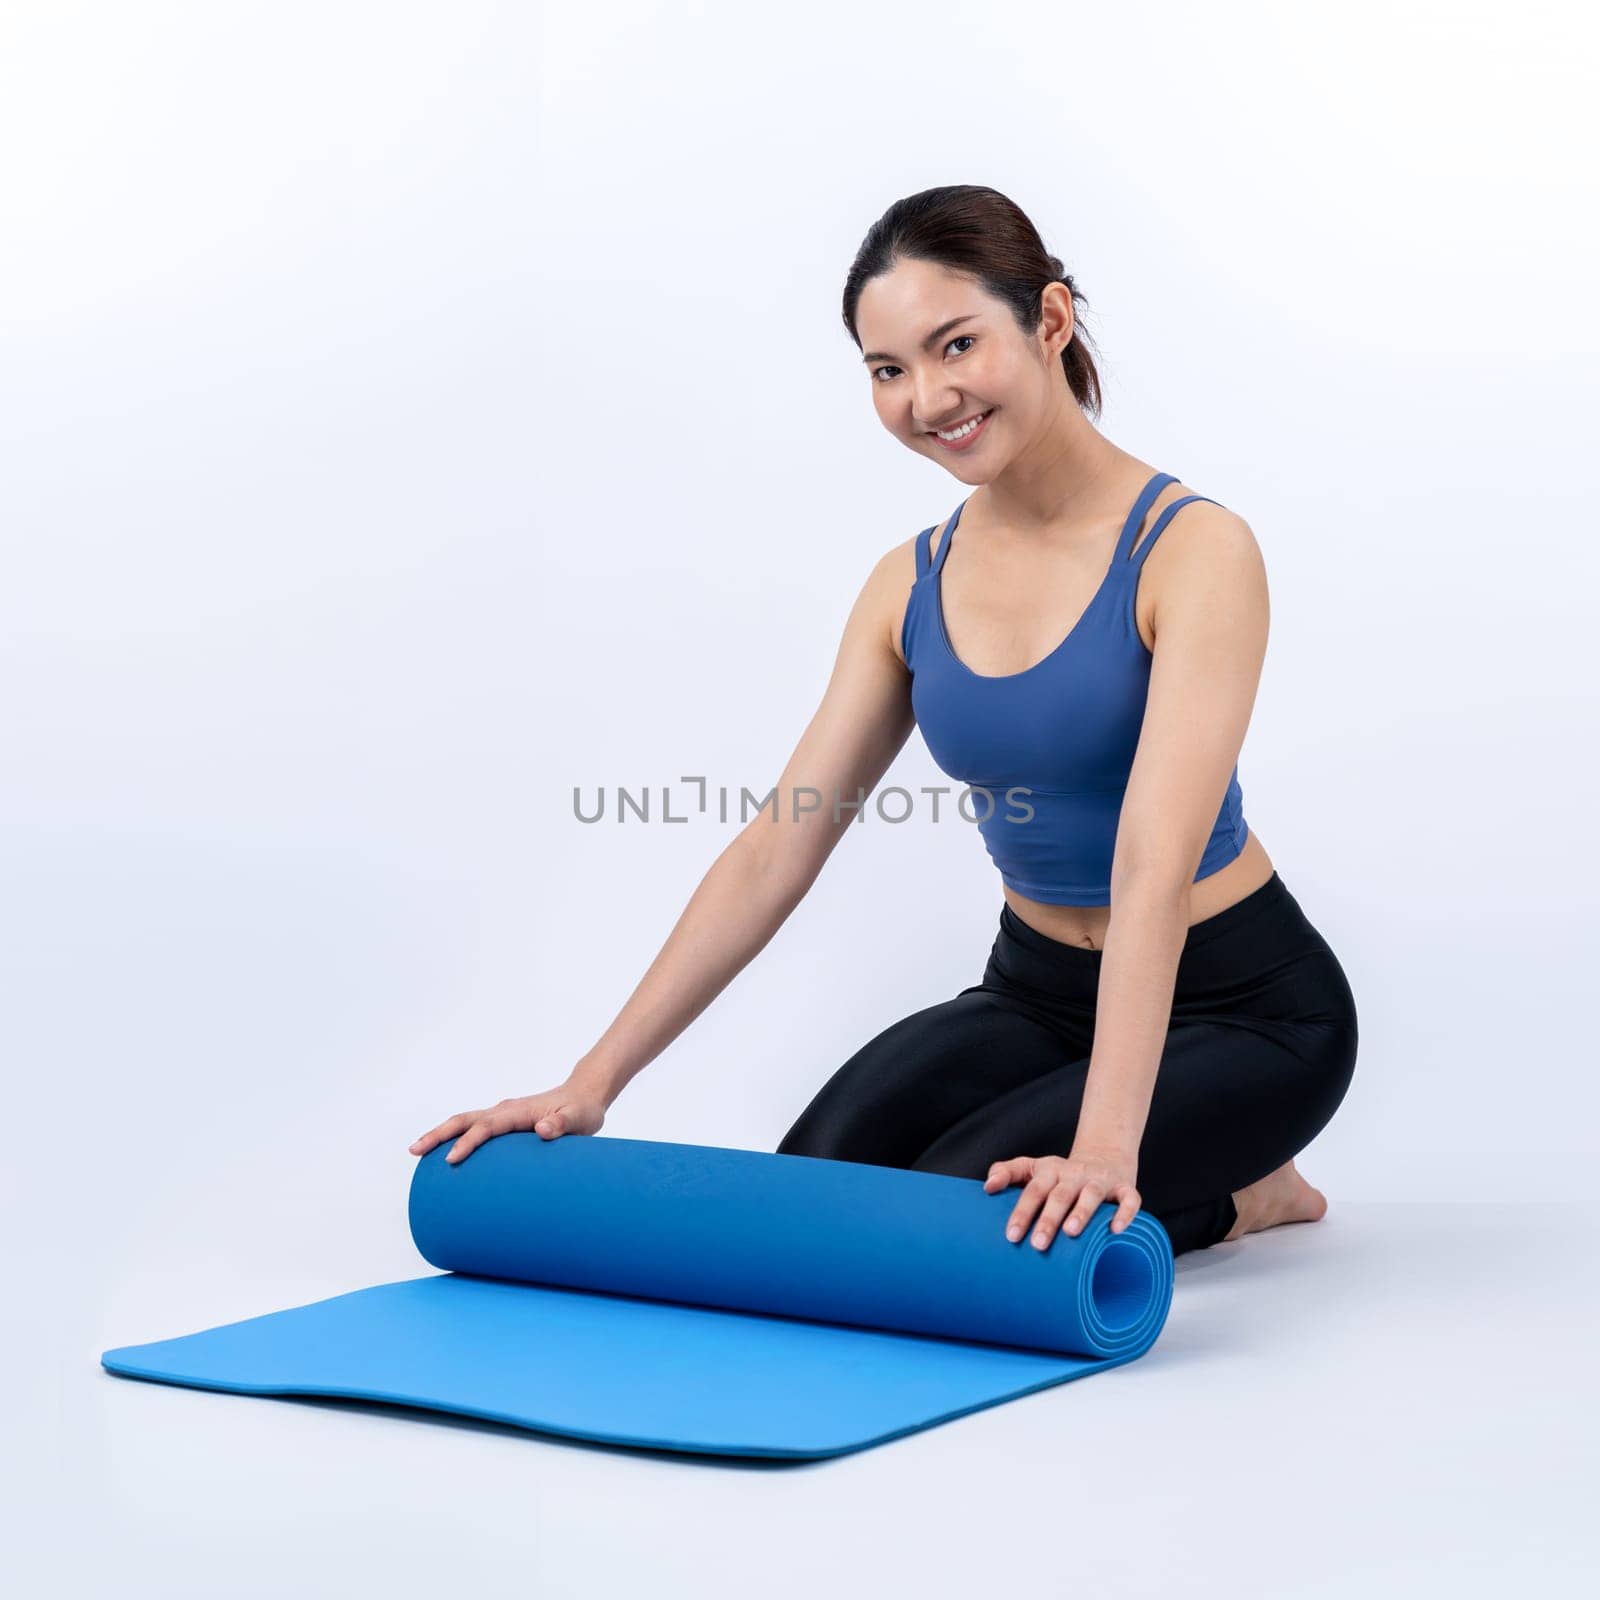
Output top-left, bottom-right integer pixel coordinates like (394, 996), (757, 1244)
(930, 496), (971, 575)
(1126, 492), (1224, 570)
(1111, 471), (1182, 566)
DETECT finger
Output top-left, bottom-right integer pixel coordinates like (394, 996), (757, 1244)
(1063, 1185), (1108, 1237)
(534, 1107), (566, 1138)
(984, 1157), (1031, 1194)
(410, 1113), (469, 1155)
(1109, 1188), (1142, 1234)
(445, 1117), (501, 1164)
(410, 1111), (475, 1155)
(1005, 1171), (1057, 1242)
(1028, 1182), (1081, 1249)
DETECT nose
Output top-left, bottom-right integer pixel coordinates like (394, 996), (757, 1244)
(911, 382), (963, 433)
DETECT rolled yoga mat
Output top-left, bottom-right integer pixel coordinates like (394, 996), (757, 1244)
(101, 1132), (1175, 1460)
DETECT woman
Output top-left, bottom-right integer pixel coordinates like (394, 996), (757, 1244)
(410, 184), (1359, 1259)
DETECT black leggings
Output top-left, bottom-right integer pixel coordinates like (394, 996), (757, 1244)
(776, 871), (1359, 1257)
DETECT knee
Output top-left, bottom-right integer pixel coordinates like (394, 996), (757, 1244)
(775, 1115), (832, 1161)
(774, 1010), (945, 1165)
(776, 1114), (900, 1169)
(775, 1084), (887, 1166)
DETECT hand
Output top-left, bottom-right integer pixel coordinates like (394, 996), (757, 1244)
(983, 1146), (1142, 1250)
(408, 1082), (609, 1165)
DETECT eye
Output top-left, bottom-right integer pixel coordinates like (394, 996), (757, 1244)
(871, 334), (977, 384)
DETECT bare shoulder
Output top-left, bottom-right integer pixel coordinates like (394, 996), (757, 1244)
(1138, 493), (1266, 649)
(1144, 489), (1259, 560)
(858, 528), (925, 670)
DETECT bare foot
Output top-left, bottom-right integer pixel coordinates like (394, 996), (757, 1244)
(1223, 1159), (1328, 1242)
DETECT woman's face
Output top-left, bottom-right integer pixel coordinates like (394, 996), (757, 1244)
(856, 257), (1068, 481)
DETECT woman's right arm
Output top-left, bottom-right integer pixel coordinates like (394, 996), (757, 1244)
(409, 537), (922, 1163)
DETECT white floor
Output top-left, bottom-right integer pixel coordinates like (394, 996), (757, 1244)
(32, 1201), (1598, 1598)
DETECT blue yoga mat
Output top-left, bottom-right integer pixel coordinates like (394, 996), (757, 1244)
(101, 1133), (1175, 1459)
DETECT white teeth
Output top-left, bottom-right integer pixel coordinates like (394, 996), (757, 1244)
(935, 410), (989, 440)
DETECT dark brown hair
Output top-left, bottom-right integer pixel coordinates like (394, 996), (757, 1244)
(841, 184), (1103, 418)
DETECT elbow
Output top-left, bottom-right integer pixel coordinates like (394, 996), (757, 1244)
(1108, 864), (1194, 918)
(738, 819), (826, 903)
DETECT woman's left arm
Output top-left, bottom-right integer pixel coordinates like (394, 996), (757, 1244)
(988, 504), (1270, 1247)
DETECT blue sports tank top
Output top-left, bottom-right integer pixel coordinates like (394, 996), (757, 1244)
(899, 470), (1249, 906)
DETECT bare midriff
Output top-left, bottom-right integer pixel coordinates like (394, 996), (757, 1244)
(1002, 827), (1276, 951)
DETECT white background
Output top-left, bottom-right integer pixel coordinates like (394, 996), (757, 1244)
(4, 2), (1596, 1595)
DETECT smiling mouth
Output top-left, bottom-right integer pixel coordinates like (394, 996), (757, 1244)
(927, 408), (994, 444)
(927, 409), (989, 435)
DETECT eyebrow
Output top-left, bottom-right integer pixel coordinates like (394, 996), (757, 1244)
(860, 314), (980, 366)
